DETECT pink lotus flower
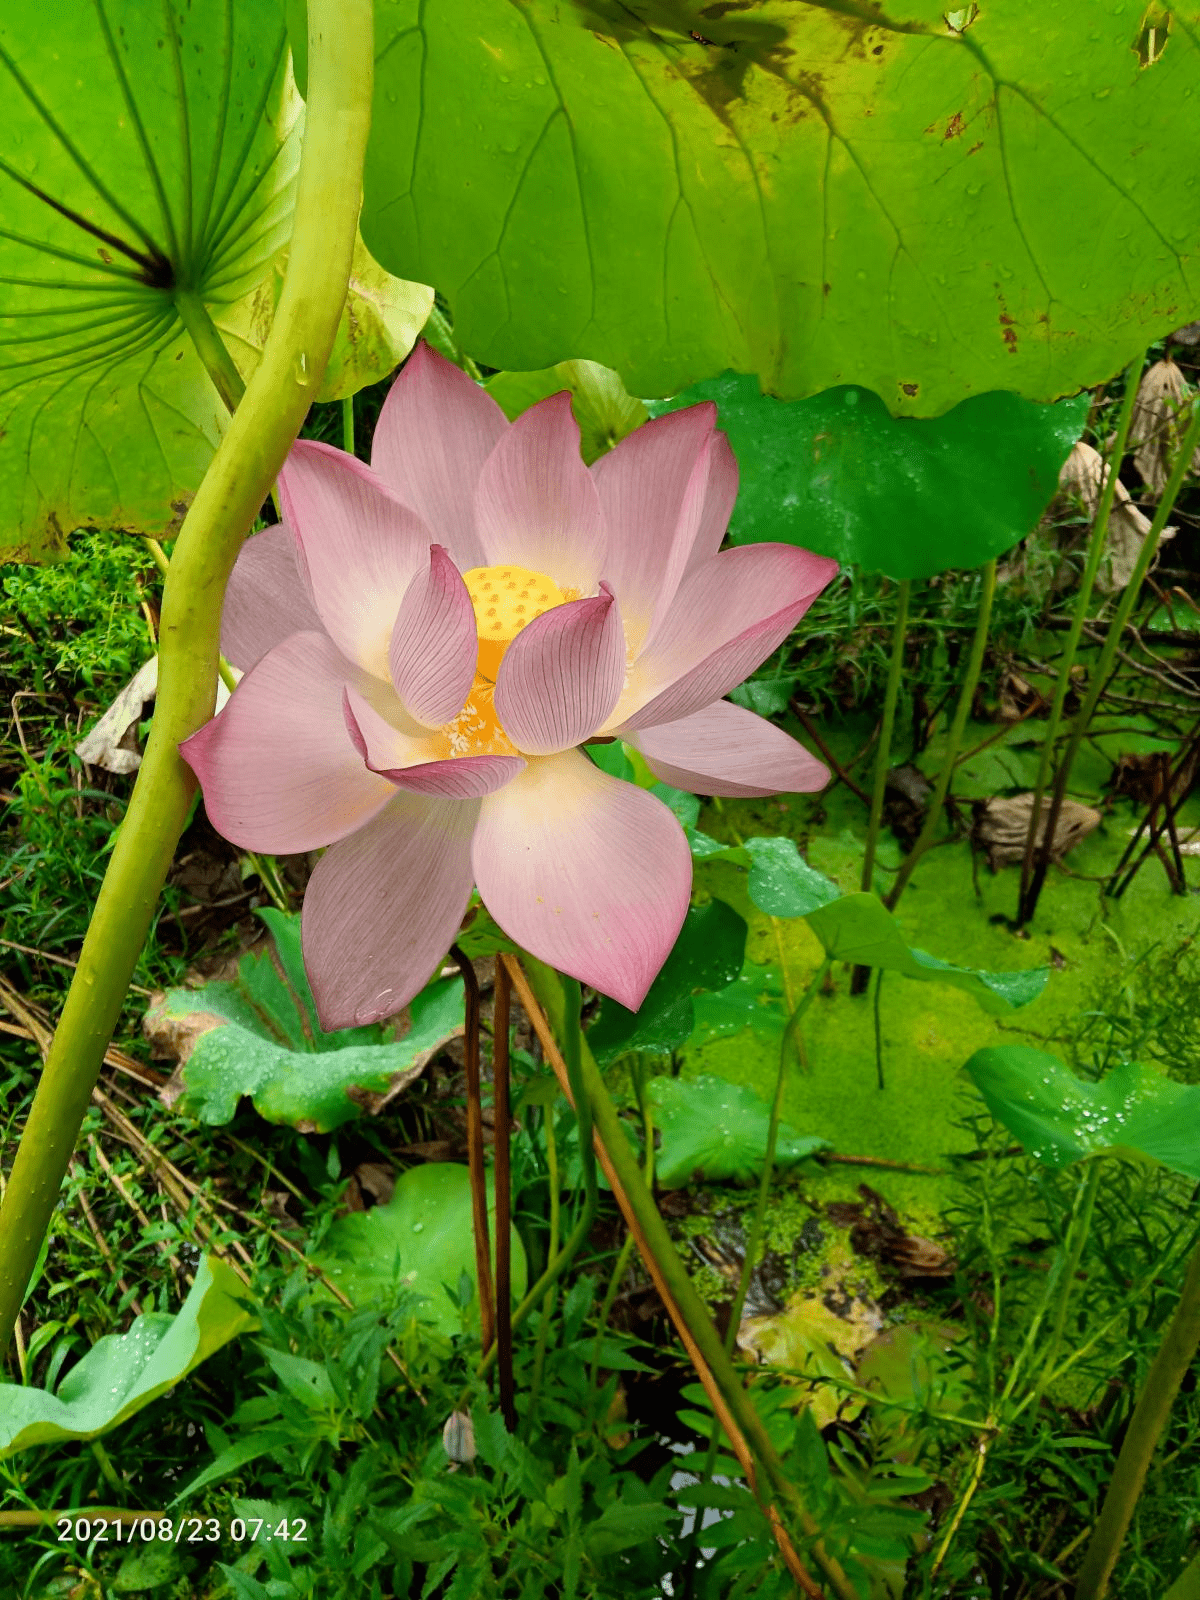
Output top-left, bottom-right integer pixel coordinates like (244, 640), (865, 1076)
(182, 344), (837, 1027)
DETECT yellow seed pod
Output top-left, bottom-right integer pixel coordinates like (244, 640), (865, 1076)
(462, 564), (566, 681)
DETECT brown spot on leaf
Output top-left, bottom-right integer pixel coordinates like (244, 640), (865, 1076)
(943, 111), (965, 140)
(900, 381), (919, 397)
(967, 141), (983, 155)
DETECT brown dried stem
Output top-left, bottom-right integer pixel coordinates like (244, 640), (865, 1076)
(492, 958), (516, 1432)
(450, 945), (495, 1359)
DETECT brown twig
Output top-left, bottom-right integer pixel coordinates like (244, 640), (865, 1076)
(790, 702), (872, 807)
(492, 958), (516, 1432)
(450, 945), (495, 1360)
(68, 1157), (142, 1314)
(815, 1152), (948, 1176)
(499, 955), (823, 1600)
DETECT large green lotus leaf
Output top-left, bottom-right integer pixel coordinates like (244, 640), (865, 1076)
(0, 0), (296, 560)
(651, 376), (1090, 578)
(0, 2), (428, 563)
(587, 899), (747, 1065)
(964, 1046), (1200, 1176)
(351, 0), (1200, 415)
(0, 1257), (256, 1457)
(648, 1073), (826, 1187)
(312, 1164), (527, 1337)
(147, 909), (463, 1132)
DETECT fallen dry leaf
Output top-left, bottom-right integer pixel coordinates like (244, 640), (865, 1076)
(1058, 440), (1176, 592)
(75, 656), (231, 775)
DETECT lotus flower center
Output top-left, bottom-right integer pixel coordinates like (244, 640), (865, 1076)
(435, 564), (575, 760)
(463, 564), (568, 682)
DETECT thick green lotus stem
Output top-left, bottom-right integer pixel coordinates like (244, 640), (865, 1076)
(863, 578), (912, 894)
(884, 558), (997, 912)
(517, 958), (859, 1600)
(1023, 395), (1200, 924)
(1165, 1549), (1200, 1600)
(174, 289), (246, 413)
(0, 0), (374, 1364)
(851, 577), (911, 994)
(1017, 357), (1144, 923)
(1074, 1235), (1200, 1599)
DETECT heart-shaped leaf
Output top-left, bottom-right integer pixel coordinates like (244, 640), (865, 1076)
(355, 0), (1200, 413)
(648, 1073), (826, 1188)
(311, 1164), (527, 1337)
(651, 377), (1090, 578)
(964, 1045), (1200, 1176)
(696, 841), (1047, 1011)
(0, 1257), (255, 1457)
(146, 909), (462, 1131)
(804, 893), (1048, 1013)
(587, 899), (748, 1064)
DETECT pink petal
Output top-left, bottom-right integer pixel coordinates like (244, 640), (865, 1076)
(343, 685), (524, 797)
(221, 522), (322, 672)
(371, 341), (504, 571)
(493, 581), (626, 755)
(628, 700), (829, 797)
(683, 431), (738, 581)
(302, 792), (479, 1029)
(474, 391), (606, 594)
(180, 632), (394, 852)
(279, 439), (432, 681)
(609, 545), (839, 733)
(389, 545), (478, 727)
(472, 749), (691, 1010)
(591, 404), (717, 654)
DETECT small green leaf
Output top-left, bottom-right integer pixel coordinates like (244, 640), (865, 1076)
(148, 911), (463, 1131)
(648, 1073), (826, 1188)
(113, 1542), (185, 1593)
(652, 377), (1089, 578)
(311, 1164), (527, 1337)
(0, 1257), (256, 1458)
(485, 360), (647, 463)
(454, 895), (520, 959)
(585, 1499), (677, 1558)
(964, 1046), (1200, 1177)
(744, 837), (841, 919)
(588, 900), (748, 1064)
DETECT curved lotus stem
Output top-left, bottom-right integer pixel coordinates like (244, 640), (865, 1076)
(0, 0), (375, 1361)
